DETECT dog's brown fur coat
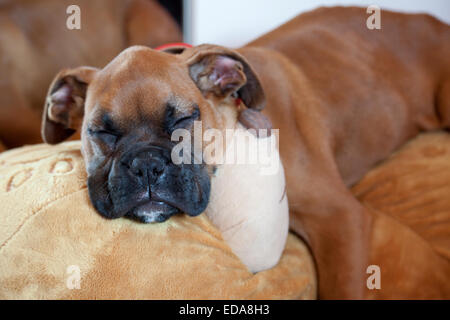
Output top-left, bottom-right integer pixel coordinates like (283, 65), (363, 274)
(233, 7), (450, 298)
(0, 0), (181, 148)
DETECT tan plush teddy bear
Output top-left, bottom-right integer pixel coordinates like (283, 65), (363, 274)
(206, 124), (289, 273)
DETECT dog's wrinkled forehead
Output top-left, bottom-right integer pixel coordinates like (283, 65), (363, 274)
(84, 46), (202, 121)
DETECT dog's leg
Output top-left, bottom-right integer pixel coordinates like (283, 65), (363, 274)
(287, 161), (372, 300)
(437, 79), (450, 128)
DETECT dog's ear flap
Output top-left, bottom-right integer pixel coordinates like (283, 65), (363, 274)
(186, 46), (266, 111)
(238, 108), (272, 137)
(42, 66), (98, 144)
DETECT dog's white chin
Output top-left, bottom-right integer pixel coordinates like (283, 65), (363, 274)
(133, 201), (178, 223)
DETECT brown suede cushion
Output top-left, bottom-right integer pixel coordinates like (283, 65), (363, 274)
(0, 141), (316, 299)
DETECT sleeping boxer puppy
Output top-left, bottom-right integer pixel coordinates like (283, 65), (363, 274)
(0, 0), (181, 148)
(41, 7), (450, 299)
(42, 43), (290, 273)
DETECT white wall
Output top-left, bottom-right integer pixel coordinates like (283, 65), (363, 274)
(183, 0), (450, 47)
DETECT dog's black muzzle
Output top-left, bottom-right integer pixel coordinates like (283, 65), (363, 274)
(88, 144), (211, 223)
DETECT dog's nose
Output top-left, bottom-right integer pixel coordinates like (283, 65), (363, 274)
(128, 153), (165, 183)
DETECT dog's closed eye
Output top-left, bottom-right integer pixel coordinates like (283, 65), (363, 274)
(164, 104), (200, 134)
(88, 128), (121, 148)
(87, 113), (123, 148)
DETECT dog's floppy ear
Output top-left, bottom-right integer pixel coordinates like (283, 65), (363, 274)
(238, 108), (272, 137)
(186, 45), (270, 134)
(42, 66), (98, 144)
(186, 45), (266, 111)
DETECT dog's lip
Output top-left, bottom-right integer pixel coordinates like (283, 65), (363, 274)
(132, 200), (179, 222)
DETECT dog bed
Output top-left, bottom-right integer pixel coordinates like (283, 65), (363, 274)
(1, 132), (450, 299)
(0, 141), (316, 299)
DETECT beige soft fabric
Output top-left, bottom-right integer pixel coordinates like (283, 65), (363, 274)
(206, 124), (289, 273)
(0, 141), (316, 299)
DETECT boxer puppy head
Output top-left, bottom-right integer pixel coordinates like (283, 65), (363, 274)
(41, 45), (268, 223)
